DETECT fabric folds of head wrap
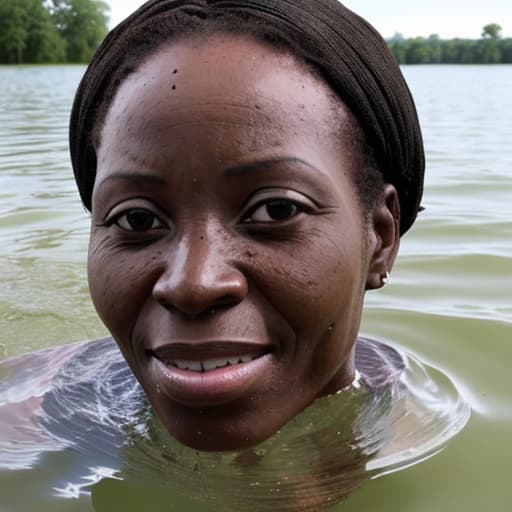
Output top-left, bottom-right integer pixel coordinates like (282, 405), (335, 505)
(69, 0), (424, 235)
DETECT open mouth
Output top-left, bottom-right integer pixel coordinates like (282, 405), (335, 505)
(146, 342), (274, 407)
(147, 341), (272, 373)
(157, 354), (261, 373)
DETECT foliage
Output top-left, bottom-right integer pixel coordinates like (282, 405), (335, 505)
(0, 9), (509, 66)
(0, 0), (64, 63)
(482, 23), (502, 39)
(387, 24), (511, 65)
(0, 0), (109, 64)
(50, 0), (110, 62)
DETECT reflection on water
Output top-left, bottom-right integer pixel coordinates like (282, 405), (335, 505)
(0, 338), (469, 511)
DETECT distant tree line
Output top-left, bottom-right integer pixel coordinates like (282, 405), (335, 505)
(1, 7), (511, 66)
(0, 0), (109, 64)
(387, 24), (512, 64)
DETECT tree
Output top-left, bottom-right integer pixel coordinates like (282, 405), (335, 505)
(388, 32), (406, 43)
(385, 24), (512, 65)
(0, 0), (65, 63)
(405, 37), (432, 64)
(476, 39), (501, 63)
(50, 0), (109, 62)
(499, 38), (512, 63)
(456, 39), (477, 64)
(386, 33), (406, 64)
(482, 23), (502, 40)
(0, 0), (29, 63)
(24, 0), (66, 62)
(427, 34), (442, 63)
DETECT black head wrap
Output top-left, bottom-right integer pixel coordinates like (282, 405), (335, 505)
(69, 0), (424, 235)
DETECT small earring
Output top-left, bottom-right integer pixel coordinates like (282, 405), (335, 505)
(381, 271), (390, 286)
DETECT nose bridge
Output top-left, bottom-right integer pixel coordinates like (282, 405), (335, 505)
(178, 223), (221, 284)
(153, 218), (247, 315)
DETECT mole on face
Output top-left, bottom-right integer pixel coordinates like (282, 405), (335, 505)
(88, 34), (396, 451)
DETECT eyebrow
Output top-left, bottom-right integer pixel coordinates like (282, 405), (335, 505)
(225, 157), (322, 176)
(95, 172), (168, 189)
(94, 157), (324, 190)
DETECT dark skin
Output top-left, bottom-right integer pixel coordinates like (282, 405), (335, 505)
(88, 34), (400, 451)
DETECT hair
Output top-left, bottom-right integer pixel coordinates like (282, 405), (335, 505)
(70, 0), (425, 235)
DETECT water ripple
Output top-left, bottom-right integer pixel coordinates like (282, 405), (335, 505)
(0, 338), (468, 511)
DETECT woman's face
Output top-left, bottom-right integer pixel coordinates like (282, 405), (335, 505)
(89, 35), (395, 451)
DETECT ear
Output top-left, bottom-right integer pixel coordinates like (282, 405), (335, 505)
(365, 184), (401, 290)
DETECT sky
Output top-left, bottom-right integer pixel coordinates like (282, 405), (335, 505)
(106, 0), (512, 39)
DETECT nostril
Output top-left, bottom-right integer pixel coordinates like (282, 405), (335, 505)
(158, 294), (243, 318)
(153, 268), (248, 317)
(202, 294), (243, 316)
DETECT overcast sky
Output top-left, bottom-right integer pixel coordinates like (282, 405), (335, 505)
(105, 0), (512, 39)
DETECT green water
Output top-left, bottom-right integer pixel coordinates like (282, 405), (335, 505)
(0, 65), (511, 510)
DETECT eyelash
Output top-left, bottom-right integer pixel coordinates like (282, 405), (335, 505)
(241, 198), (308, 224)
(102, 196), (311, 233)
(106, 208), (167, 232)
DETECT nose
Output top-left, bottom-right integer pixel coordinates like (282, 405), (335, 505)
(152, 233), (248, 316)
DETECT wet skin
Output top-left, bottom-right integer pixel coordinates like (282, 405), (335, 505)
(89, 35), (399, 451)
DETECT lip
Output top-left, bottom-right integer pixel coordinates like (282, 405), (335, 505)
(146, 341), (274, 407)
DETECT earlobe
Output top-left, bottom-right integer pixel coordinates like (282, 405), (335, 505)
(365, 184), (400, 291)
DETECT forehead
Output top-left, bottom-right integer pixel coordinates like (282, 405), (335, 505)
(117, 33), (340, 114)
(97, 34), (356, 182)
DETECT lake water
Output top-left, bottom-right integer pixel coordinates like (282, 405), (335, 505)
(0, 64), (511, 510)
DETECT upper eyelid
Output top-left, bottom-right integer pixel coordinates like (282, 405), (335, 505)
(110, 208), (164, 224)
(243, 198), (310, 219)
(98, 190), (316, 225)
(104, 208), (169, 235)
(239, 192), (315, 225)
(241, 188), (316, 212)
(104, 199), (168, 222)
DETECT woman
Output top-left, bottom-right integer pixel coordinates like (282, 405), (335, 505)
(69, 0), (423, 452)
(2, 1), (468, 510)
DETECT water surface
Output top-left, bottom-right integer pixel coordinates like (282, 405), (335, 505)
(0, 65), (511, 510)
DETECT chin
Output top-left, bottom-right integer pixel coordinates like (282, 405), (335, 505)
(149, 395), (295, 452)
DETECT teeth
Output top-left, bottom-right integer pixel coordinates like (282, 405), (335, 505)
(188, 361), (202, 372)
(203, 358), (229, 371)
(173, 359), (202, 371)
(167, 355), (258, 372)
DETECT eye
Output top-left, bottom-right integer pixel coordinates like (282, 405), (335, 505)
(243, 199), (302, 223)
(113, 208), (166, 232)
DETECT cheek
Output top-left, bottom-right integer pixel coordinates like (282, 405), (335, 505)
(250, 227), (367, 336)
(87, 235), (160, 340)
